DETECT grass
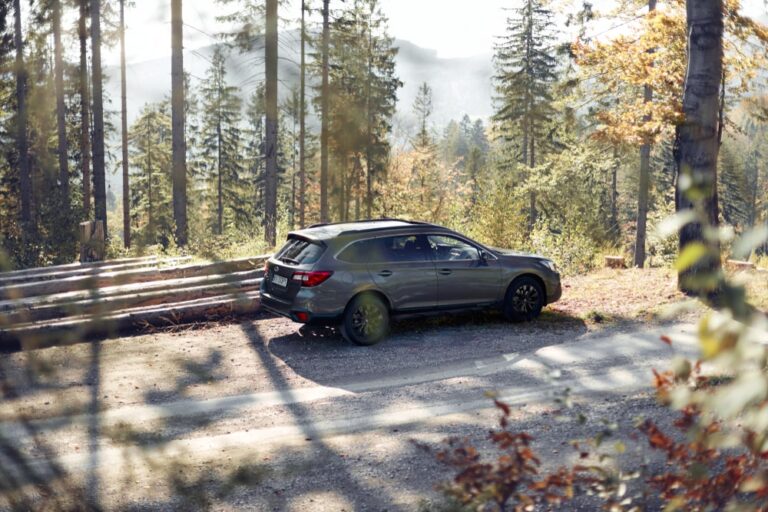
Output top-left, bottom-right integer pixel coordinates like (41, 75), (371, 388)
(550, 267), (689, 325)
(548, 265), (768, 327)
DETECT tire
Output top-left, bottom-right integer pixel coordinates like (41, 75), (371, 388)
(340, 294), (390, 346)
(503, 276), (545, 322)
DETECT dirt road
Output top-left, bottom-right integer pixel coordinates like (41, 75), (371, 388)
(1, 310), (698, 511)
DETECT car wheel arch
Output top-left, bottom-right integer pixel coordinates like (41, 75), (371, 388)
(506, 273), (547, 300)
(344, 289), (393, 315)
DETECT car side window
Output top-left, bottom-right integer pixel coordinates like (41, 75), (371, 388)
(337, 235), (430, 263)
(428, 235), (480, 261)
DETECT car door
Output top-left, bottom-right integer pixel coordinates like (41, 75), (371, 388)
(427, 234), (502, 307)
(364, 234), (438, 311)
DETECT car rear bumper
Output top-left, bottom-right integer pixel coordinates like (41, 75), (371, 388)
(259, 289), (343, 325)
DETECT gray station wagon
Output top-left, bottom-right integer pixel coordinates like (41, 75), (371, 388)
(260, 219), (562, 345)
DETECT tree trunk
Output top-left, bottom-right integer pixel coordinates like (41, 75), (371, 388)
(320, 0), (330, 223)
(119, 0), (130, 248)
(610, 146), (619, 236)
(264, 0), (278, 246)
(299, 0), (306, 228)
(52, 0), (69, 204)
(634, 0), (657, 268)
(78, 0), (92, 216)
(365, 16), (373, 219)
(13, 0), (31, 227)
(171, 0), (188, 246)
(217, 121), (223, 235)
(676, 0), (723, 294)
(529, 128), (537, 230)
(147, 119), (153, 236)
(91, 0), (107, 238)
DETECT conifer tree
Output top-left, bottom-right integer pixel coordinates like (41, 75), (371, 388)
(493, 0), (557, 230)
(13, 0), (32, 228)
(129, 103), (173, 246)
(171, 0), (187, 245)
(90, 0), (107, 236)
(264, 0), (278, 245)
(119, 0), (130, 247)
(52, 0), (68, 204)
(77, 0), (91, 216)
(200, 47), (246, 235)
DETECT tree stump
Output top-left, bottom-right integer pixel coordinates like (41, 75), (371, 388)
(725, 259), (755, 271)
(604, 256), (626, 269)
(80, 220), (106, 262)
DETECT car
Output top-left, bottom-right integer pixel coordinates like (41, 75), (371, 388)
(259, 219), (562, 346)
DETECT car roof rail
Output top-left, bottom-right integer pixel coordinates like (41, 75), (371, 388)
(307, 218), (427, 229)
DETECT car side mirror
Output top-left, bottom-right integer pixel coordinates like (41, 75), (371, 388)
(478, 249), (489, 263)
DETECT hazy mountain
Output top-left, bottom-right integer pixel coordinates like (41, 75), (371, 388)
(104, 35), (494, 129)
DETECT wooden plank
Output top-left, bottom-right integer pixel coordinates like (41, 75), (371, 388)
(0, 255), (270, 301)
(0, 292), (263, 351)
(0, 278), (263, 325)
(0, 270), (264, 313)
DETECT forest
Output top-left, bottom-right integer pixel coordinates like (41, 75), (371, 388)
(0, 0), (766, 277)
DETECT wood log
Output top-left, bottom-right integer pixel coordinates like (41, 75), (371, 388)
(0, 258), (164, 287)
(0, 255), (157, 279)
(0, 269), (264, 313)
(0, 277), (263, 326)
(79, 220), (106, 262)
(0, 255), (270, 301)
(0, 292), (262, 351)
(604, 256), (626, 269)
(726, 259), (755, 271)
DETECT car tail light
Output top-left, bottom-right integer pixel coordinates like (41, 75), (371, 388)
(291, 270), (333, 287)
(294, 311), (310, 322)
(263, 260), (270, 274)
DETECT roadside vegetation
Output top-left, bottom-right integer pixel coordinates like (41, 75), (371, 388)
(1, 0), (768, 510)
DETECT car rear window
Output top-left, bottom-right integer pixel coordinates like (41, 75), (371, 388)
(275, 237), (324, 265)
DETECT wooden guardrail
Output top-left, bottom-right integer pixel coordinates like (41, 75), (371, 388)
(0, 255), (270, 351)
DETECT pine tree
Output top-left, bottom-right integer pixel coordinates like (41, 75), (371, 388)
(493, 0), (558, 230)
(413, 82), (433, 148)
(52, 0), (68, 204)
(119, 0), (130, 247)
(77, 0), (91, 216)
(171, 0), (187, 245)
(13, 0), (32, 228)
(264, 0), (278, 245)
(200, 47), (246, 235)
(90, 0), (107, 236)
(128, 103), (173, 246)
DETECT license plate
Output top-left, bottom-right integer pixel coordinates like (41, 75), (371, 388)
(272, 274), (288, 287)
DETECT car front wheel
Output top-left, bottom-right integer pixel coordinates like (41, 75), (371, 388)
(340, 294), (390, 346)
(503, 276), (545, 322)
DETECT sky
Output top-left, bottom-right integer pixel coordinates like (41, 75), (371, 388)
(102, 0), (768, 66)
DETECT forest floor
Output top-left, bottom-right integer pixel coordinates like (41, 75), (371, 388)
(1, 266), (765, 511)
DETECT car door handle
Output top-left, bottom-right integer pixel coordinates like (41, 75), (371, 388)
(438, 268), (452, 275)
(378, 270), (393, 277)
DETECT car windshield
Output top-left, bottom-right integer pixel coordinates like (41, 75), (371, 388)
(276, 237), (324, 265)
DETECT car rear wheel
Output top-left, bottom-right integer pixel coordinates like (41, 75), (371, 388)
(503, 276), (545, 322)
(340, 294), (390, 346)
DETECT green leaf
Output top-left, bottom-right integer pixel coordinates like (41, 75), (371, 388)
(732, 225), (768, 260)
(656, 210), (696, 239)
(675, 242), (708, 272)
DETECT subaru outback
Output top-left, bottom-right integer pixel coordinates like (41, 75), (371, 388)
(260, 219), (561, 345)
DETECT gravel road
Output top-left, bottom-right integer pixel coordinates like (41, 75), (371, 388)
(0, 310), (699, 511)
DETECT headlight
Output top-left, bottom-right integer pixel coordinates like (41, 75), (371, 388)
(540, 259), (558, 273)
